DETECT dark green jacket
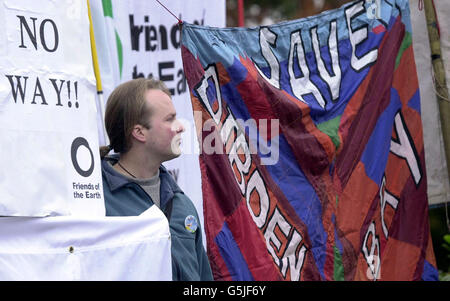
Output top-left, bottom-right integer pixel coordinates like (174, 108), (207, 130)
(101, 156), (213, 281)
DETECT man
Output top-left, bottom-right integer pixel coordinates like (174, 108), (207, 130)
(100, 78), (213, 281)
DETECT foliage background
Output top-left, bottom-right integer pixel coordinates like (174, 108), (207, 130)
(226, 0), (354, 27)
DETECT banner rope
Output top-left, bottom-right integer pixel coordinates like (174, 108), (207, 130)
(154, 0), (182, 24)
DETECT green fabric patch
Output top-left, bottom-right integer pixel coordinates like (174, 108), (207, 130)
(317, 115), (341, 150)
(334, 246), (345, 281)
(395, 31), (412, 69)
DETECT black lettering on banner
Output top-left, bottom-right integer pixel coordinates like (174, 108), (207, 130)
(253, 27), (281, 89)
(344, 0), (378, 72)
(73, 182), (102, 199)
(49, 78), (65, 106)
(159, 61), (175, 95)
(390, 111), (422, 187)
(31, 77), (47, 105)
(131, 64), (186, 97)
(39, 18), (59, 52)
(170, 23), (180, 49)
(66, 80), (79, 108)
(129, 14), (187, 52)
(176, 69), (187, 95)
(129, 15), (143, 51)
(6, 75), (79, 109)
(288, 29), (326, 108)
(127, 14), (196, 97)
(5, 75), (28, 104)
(17, 15), (59, 52)
(132, 65), (150, 79)
(192, 18), (205, 26)
(71, 137), (94, 178)
(6, 15), (82, 109)
(18, 15), (38, 50)
(73, 191), (84, 198)
(159, 25), (168, 50)
(144, 16), (158, 51)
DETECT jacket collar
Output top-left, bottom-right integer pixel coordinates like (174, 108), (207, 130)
(102, 154), (129, 191)
(101, 154), (184, 207)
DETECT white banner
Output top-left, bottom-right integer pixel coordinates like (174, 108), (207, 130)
(0, 206), (171, 280)
(0, 0), (105, 216)
(90, 0), (226, 241)
(410, 0), (450, 205)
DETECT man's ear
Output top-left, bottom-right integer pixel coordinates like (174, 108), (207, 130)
(131, 125), (146, 143)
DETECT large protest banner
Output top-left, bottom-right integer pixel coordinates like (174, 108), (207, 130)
(182, 0), (438, 280)
(89, 0), (226, 243)
(0, 0), (104, 216)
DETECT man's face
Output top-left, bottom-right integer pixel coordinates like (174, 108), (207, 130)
(143, 89), (185, 162)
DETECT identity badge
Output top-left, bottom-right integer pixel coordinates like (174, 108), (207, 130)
(184, 215), (198, 233)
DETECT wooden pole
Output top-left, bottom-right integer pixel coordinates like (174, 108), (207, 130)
(424, 0), (450, 182)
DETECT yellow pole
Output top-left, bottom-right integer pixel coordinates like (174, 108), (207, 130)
(424, 0), (450, 182)
(87, 0), (109, 145)
(87, 0), (102, 92)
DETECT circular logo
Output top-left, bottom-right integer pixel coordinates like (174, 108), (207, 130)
(71, 137), (94, 177)
(184, 215), (198, 233)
